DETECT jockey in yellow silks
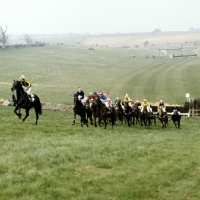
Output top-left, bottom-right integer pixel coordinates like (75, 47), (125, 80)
(122, 93), (131, 109)
(19, 75), (32, 96)
(140, 99), (151, 113)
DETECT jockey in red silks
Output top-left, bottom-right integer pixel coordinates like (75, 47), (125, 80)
(158, 100), (166, 113)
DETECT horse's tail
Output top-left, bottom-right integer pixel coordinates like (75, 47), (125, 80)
(34, 95), (42, 115)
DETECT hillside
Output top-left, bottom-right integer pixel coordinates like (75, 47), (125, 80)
(80, 32), (200, 48)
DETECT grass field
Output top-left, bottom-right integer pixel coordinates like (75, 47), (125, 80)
(0, 105), (200, 199)
(0, 40), (200, 105)
(1, 33), (200, 199)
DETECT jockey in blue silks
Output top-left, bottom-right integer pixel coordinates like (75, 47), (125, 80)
(76, 87), (86, 104)
(99, 92), (109, 107)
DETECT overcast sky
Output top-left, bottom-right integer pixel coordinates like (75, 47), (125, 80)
(1, 0), (200, 35)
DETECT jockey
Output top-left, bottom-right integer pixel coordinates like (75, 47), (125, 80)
(158, 100), (166, 113)
(124, 93), (131, 102)
(99, 92), (109, 107)
(93, 92), (98, 99)
(108, 98), (112, 107)
(19, 75), (32, 106)
(172, 104), (181, 115)
(76, 86), (85, 104)
(88, 92), (94, 101)
(140, 99), (151, 113)
(114, 97), (119, 104)
(124, 93), (132, 105)
(19, 75), (32, 96)
(135, 100), (141, 107)
(130, 100), (135, 108)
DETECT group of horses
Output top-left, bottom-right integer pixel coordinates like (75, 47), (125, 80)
(72, 94), (181, 129)
(10, 80), (181, 129)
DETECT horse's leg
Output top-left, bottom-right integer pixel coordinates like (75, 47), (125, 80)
(128, 117), (131, 126)
(93, 115), (97, 127)
(154, 118), (156, 126)
(72, 112), (76, 125)
(22, 108), (30, 122)
(14, 105), (22, 119)
(88, 114), (93, 125)
(132, 115), (135, 125)
(87, 111), (93, 125)
(34, 107), (39, 125)
(80, 116), (83, 127)
(104, 118), (107, 129)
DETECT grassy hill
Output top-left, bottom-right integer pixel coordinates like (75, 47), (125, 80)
(80, 32), (200, 48)
(0, 41), (200, 105)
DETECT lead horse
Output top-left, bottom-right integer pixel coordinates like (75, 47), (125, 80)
(72, 94), (93, 127)
(11, 80), (42, 125)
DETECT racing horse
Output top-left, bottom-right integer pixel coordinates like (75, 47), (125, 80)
(140, 106), (150, 127)
(115, 101), (124, 124)
(11, 80), (42, 125)
(148, 111), (156, 126)
(132, 103), (141, 125)
(90, 96), (111, 129)
(72, 93), (91, 127)
(171, 110), (181, 128)
(106, 104), (117, 129)
(157, 107), (168, 128)
(123, 102), (133, 126)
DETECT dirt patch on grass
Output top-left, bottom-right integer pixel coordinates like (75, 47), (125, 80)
(42, 102), (73, 112)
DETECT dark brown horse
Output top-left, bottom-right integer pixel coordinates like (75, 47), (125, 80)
(148, 111), (156, 126)
(114, 101), (124, 124)
(140, 106), (150, 127)
(171, 110), (181, 128)
(132, 103), (141, 125)
(90, 96), (111, 129)
(123, 102), (133, 126)
(158, 108), (168, 128)
(106, 104), (117, 129)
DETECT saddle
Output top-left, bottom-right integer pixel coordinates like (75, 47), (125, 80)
(27, 94), (35, 102)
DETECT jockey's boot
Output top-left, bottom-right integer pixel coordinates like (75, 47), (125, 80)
(27, 94), (32, 102)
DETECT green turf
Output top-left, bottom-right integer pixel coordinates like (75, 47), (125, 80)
(0, 44), (199, 105)
(0, 106), (200, 199)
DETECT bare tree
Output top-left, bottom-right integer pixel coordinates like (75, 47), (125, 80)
(0, 26), (9, 49)
(23, 34), (34, 45)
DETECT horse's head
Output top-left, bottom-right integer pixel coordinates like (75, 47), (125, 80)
(143, 106), (148, 112)
(11, 80), (23, 92)
(173, 109), (179, 115)
(73, 93), (78, 104)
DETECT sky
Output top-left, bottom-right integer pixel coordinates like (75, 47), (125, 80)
(1, 0), (200, 35)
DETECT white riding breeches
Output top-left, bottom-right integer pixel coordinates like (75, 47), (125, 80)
(158, 107), (166, 112)
(141, 107), (151, 112)
(22, 86), (32, 95)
